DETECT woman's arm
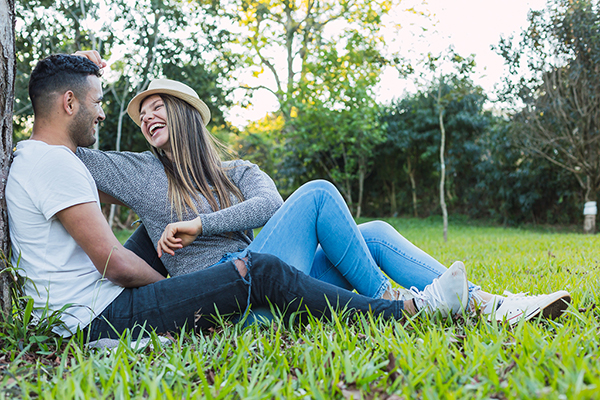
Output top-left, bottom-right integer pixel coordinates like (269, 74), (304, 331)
(77, 147), (154, 208)
(156, 216), (202, 257)
(197, 160), (283, 236)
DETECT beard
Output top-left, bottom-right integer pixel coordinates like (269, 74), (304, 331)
(68, 103), (97, 148)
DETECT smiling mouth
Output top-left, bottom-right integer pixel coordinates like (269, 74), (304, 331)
(149, 123), (166, 137)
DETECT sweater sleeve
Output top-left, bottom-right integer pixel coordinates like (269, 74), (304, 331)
(199, 160), (283, 236)
(76, 147), (155, 208)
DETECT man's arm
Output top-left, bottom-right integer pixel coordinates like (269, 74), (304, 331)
(99, 190), (125, 206)
(56, 202), (165, 287)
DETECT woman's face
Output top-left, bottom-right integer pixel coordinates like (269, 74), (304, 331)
(139, 95), (171, 153)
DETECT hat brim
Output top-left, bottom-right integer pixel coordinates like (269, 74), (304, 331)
(127, 88), (211, 127)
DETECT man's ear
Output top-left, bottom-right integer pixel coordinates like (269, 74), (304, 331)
(63, 90), (78, 116)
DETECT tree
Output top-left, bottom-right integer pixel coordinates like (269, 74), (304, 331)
(203, 0), (399, 120)
(13, 0), (110, 140)
(279, 31), (386, 216)
(13, 0), (234, 232)
(471, 119), (582, 226)
(0, 0), (15, 316)
(378, 94), (439, 217)
(497, 0), (600, 233)
(372, 64), (488, 220)
(426, 51), (478, 241)
(205, 0), (424, 215)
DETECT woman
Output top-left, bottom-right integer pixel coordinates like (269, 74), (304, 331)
(77, 78), (571, 325)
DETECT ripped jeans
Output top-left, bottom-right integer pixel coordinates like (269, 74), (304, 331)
(86, 251), (406, 339)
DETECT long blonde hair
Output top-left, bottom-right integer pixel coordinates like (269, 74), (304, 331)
(151, 94), (244, 219)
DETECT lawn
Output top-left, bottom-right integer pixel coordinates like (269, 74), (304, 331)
(1, 217), (599, 399)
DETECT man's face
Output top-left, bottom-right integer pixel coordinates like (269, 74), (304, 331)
(68, 76), (105, 147)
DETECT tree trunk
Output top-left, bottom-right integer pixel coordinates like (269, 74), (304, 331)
(389, 180), (397, 217)
(407, 156), (418, 218)
(0, 0), (16, 317)
(355, 157), (365, 219)
(109, 96), (127, 229)
(438, 82), (448, 243)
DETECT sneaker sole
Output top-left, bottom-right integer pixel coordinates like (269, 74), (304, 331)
(525, 290), (572, 322)
(492, 290), (572, 325)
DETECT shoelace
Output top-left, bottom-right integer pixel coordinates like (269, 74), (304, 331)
(503, 290), (529, 297)
(408, 277), (445, 312)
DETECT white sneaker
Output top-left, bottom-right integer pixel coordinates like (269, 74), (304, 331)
(410, 261), (469, 317)
(490, 290), (571, 325)
(470, 287), (504, 315)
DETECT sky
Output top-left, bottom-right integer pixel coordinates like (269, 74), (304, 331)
(226, 0), (548, 127)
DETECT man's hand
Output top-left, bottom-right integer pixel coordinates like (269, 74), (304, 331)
(157, 217), (203, 258)
(57, 202), (165, 287)
(73, 50), (107, 69)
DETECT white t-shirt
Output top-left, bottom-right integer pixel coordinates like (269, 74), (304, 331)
(6, 140), (124, 336)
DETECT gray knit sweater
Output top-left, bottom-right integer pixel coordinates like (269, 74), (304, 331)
(76, 147), (283, 276)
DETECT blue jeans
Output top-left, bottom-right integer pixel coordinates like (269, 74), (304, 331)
(86, 251), (406, 339)
(245, 180), (450, 298)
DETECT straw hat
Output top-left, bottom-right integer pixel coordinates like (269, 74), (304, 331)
(127, 79), (211, 127)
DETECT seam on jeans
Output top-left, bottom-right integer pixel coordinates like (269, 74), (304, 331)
(318, 189), (389, 298)
(363, 236), (443, 277)
(238, 250), (253, 317)
(150, 283), (172, 334)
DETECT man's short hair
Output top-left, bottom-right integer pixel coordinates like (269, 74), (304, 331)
(29, 54), (102, 117)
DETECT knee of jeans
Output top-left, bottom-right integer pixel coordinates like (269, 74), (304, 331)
(300, 179), (337, 194)
(247, 252), (290, 278)
(360, 220), (402, 238)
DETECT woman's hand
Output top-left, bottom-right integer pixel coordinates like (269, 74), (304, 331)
(72, 50), (107, 69)
(157, 217), (203, 257)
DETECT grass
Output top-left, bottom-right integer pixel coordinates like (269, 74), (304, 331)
(1, 217), (600, 399)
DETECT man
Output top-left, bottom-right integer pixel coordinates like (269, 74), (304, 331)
(6, 54), (468, 339)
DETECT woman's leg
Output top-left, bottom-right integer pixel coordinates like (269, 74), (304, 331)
(310, 221), (449, 292)
(247, 180), (389, 298)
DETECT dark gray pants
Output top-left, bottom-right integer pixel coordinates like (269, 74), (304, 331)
(87, 225), (406, 339)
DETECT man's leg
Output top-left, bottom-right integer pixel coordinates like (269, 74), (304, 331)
(87, 256), (252, 339)
(86, 252), (406, 339)
(247, 252), (405, 322)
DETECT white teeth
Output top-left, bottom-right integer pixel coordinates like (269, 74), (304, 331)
(150, 123), (165, 134)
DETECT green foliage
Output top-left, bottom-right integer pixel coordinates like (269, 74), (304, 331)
(14, 0), (106, 139)
(369, 73), (491, 217)
(237, 29), (387, 213)
(496, 0), (600, 202)
(235, 113), (289, 192)
(361, 57), (584, 225)
(0, 256), (68, 356)
(14, 0), (233, 153)
(470, 121), (583, 226)
(205, 0), (398, 108)
(2, 220), (599, 399)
